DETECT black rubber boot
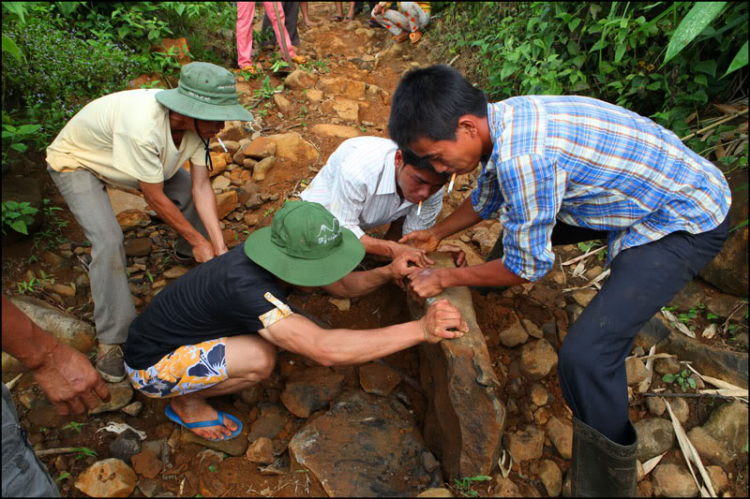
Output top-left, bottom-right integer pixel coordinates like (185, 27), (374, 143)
(570, 417), (638, 497)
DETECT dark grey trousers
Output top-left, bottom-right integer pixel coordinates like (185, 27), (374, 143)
(263, 2), (300, 46)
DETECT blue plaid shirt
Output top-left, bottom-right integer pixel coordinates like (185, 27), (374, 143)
(471, 96), (731, 282)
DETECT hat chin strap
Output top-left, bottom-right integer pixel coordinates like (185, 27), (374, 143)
(194, 118), (214, 172)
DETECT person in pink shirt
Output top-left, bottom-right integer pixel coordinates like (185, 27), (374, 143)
(236, 2), (306, 73)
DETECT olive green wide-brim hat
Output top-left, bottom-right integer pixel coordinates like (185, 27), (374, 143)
(155, 61), (253, 122)
(244, 201), (365, 287)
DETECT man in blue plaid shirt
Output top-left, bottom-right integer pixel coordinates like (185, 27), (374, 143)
(389, 65), (731, 497)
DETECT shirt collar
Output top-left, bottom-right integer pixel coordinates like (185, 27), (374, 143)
(375, 148), (398, 196)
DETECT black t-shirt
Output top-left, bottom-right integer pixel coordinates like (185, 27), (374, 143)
(123, 244), (289, 369)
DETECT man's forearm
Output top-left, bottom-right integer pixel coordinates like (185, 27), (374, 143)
(324, 265), (393, 298)
(319, 321), (423, 365)
(193, 183), (227, 251)
(360, 234), (397, 259)
(431, 196), (483, 240)
(439, 258), (529, 288)
(2, 297), (59, 370)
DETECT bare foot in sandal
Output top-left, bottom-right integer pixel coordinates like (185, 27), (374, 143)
(169, 395), (238, 441)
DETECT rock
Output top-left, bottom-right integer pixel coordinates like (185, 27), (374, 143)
(508, 425), (544, 461)
(646, 396), (666, 416)
(121, 401), (143, 417)
(520, 339), (558, 381)
(51, 283), (76, 297)
(242, 157), (257, 169)
(211, 139), (240, 155)
(252, 157), (275, 182)
(499, 317), (529, 348)
(284, 69), (317, 89)
(110, 430), (142, 465)
(265, 132), (319, 165)
(417, 488), (452, 497)
(211, 175), (231, 190)
(539, 459), (563, 497)
(701, 400), (748, 457)
(106, 188), (148, 215)
(329, 297), (350, 311)
(163, 266), (189, 279)
(2, 296), (96, 373)
(117, 209), (151, 231)
(238, 182), (261, 207)
(638, 480), (653, 497)
(137, 478), (164, 498)
(421, 451), (440, 473)
(243, 213), (260, 226)
(705, 466), (729, 494)
(90, 381), (134, 414)
(670, 279), (707, 310)
(124, 238), (152, 257)
(280, 367), (344, 418)
(441, 239), (485, 267)
(571, 289), (597, 307)
(305, 88), (324, 103)
(471, 227), (498, 256)
(687, 426), (726, 466)
(218, 120), (250, 142)
(545, 417), (573, 460)
(706, 293), (744, 318)
(359, 362), (402, 397)
(700, 170), (748, 296)
(522, 319), (544, 339)
(244, 137), (277, 159)
(288, 391), (434, 496)
(667, 397), (689, 424)
(652, 463), (698, 497)
(493, 476), (522, 496)
(407, 253), (505, 481)
(216, 191), (239, 220)
(332, 98), (359, 122)
(529, 383), (552, 407)
(635, 418), (675, 462)
(654, 357), (681, 375)
(248, 404), (290, 442)
(75, 458), (137, 498)
(379, 41), (404, 60)
(310, 123), (362, 139)
(246, 437), (274, 464)
(317, 76), (366, 100)
(273, 94), (293, 115)
(206, 152), (229, 177)
(131, 450), (161, 479)
(43, 250), (67, 271)
(626, 357), (651, 385)
(180, 423), (249, 456)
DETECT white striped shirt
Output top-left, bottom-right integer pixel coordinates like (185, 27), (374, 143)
(300, 137), (443, 239)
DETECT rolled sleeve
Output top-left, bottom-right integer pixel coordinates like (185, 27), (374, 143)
(498, 155), (567, 282)
(471, 160), (504, 220)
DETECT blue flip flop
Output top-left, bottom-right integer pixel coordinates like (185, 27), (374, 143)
(165, 404), (243, 442)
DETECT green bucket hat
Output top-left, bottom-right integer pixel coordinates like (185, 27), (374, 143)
(244, 201), (365, 287)
(155, 62), (253, 122)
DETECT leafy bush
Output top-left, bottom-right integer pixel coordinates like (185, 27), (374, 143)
(431, 2), (748, 142)
(2, 11), (144, 145)
(2, 201), (39, 235)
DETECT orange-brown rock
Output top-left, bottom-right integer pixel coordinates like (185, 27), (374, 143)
(74, 458), (137, 497)
(215, 191), (238, 220)
(244, 137), (278, 159)
(117, 209), (151, 232)
(317, 76), (366, 100)
(311, 124), (362, 139)
(265, 132), (319, 165)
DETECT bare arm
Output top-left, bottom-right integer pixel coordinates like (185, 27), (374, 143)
(2, 296), (110, 415)
(138, 179), (215, 262)
(360, 234), (434, 265)
(259, 299), (467, 366)
(322, 252), (424, 298)
(190, 162), (228, 256)
(399, 196), (483, 251)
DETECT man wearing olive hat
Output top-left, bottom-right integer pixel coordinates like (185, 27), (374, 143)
(123, 201), (467, 442)
(46, 62), (253, 384)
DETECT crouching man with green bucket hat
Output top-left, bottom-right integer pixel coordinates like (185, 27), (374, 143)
(46, 62), (253, 384)
(122, 201), (468, 442)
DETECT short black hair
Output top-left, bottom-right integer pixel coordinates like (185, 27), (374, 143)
(388, 65), (488, 148)
(401, 148), (450, 180)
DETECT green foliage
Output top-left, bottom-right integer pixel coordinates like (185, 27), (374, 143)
(253, 75), (284, 104)
(2, 122), (41, 164)
(453, 475), (491, 497)
(2, 201), (39, 235)
(432, 2), (748, 152)
(72, 447), (97, 460)
(63, 421), (87, 434)
(664, 2), (727, 64)
(662, 369), (696, 392)
(56, 471), (71, 483)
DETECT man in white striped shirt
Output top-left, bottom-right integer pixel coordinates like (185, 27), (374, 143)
(300, 137), (448, 260)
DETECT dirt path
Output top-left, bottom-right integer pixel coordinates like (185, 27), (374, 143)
(2, 3), (748, 497)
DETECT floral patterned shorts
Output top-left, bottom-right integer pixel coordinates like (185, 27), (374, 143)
(125, 338), (228, 398)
